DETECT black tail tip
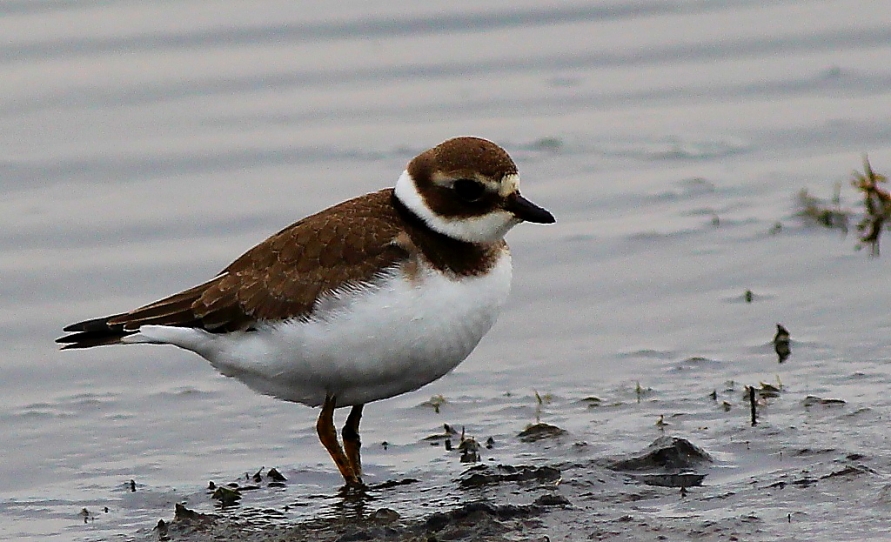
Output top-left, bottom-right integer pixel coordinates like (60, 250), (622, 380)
(57, 315), (130, 350)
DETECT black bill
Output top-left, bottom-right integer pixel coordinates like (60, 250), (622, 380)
(506, 193), (555, 224)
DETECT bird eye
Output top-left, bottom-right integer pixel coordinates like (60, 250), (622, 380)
(453, 179), (486, 202)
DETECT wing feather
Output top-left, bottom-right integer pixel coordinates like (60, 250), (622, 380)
(57, 190), (410, 347)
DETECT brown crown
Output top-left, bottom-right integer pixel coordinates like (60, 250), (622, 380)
(408, 137), (518, 181)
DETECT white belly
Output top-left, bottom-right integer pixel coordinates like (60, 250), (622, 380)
(134, 254), (512, 407)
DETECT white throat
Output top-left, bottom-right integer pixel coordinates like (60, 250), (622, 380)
(394, 170), (519, 243)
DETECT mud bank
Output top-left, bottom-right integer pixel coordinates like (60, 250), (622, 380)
(137, 434), (880, 542)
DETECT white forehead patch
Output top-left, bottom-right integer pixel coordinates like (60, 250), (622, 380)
(498, 173), (520, 197)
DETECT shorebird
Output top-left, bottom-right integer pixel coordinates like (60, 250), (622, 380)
(57, 136), (555, 485)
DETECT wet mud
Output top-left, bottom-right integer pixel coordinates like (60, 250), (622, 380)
(136, 433), (884, 542)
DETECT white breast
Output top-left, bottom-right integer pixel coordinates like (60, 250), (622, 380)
(134, 252), (512, 407)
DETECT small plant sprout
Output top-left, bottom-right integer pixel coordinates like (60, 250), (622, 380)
(423, 394), (447, 414)
(852, 155), (890, 256)
(796, 188), (849, 231)
(533, 389), (553, 424)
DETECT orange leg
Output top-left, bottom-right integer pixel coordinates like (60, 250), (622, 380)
(316, 395), (360, 486)
(342, 404), (364, 478)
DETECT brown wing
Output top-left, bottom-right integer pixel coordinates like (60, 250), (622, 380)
(57, 190), (409, 348)
(190, 190), (409, 328)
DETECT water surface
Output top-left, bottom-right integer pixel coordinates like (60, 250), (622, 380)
(2, 1), (890, 540)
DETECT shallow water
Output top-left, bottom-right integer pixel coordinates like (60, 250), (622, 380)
(2, 1), (891, 540)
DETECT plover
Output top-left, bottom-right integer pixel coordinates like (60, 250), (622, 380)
(57, 136), (555, 486)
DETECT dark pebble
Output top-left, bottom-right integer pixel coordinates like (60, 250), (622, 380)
(609, 436), (712, 471)
(267, 468), (287, 482)
(517, 423), (567, 442)
(534, 493), (571, 507)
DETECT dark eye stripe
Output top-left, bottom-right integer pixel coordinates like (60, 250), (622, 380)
(453, 179), (486, 202)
